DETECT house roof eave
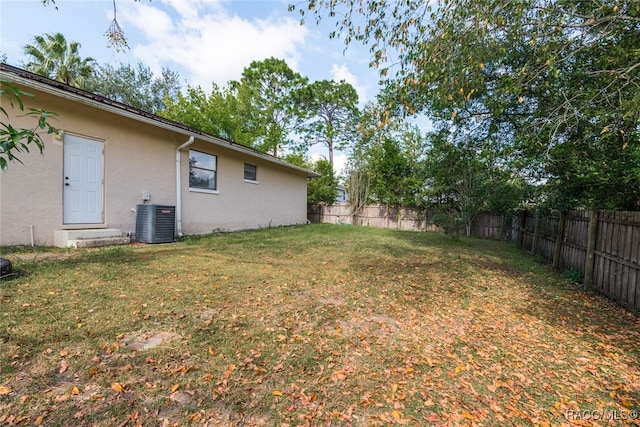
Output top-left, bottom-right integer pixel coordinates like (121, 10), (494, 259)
(0, 64), (320, 178)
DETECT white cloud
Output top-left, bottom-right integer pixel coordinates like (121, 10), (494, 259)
(130, 5), (175, 40)
(329, 63), (368, 103)
(120, 0), (309, 88)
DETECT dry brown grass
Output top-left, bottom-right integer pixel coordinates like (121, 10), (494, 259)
(1, 224), (639, 426)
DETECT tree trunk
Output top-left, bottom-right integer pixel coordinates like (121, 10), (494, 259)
(328, 142), (334, 169)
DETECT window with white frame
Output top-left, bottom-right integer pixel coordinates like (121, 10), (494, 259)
(244, 163), (257, 181)
(189, 150), (217, 190)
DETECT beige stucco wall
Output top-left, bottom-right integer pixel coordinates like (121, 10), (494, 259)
(181, 141), (308, 235)
(0, 82), (309, 246)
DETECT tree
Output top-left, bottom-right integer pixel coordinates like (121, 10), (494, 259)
(307, 158), (338, 205)
(159, 84), (256, 147)
(23, 32), (95, 88)
(345, 160), (369, 220)
(282, 152), (308, 168)
(291, 0), (639, 132)
(0, 82), (58, 172)
(280, 153), (338, 205)
(293, 80), (359, 168)
(426, 132), (527, 236)
(366, 134), (426, 208)
(347, 102), (428, 208)
(291, 0), (640, 210)
(541, 123), (640, 210)
(87, 62), (181, 114)
(231, 58), (307, 156)
(343, 102), (384, 217)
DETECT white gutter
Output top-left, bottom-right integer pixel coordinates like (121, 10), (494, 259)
(176, 136), (195, 237)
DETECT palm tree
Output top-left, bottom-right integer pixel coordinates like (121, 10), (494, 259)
(23, 32), (95, 89)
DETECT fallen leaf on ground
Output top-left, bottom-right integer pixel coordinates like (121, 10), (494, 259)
(111, 383), (125, 393)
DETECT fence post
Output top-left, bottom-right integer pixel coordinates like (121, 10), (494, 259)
(517, 211), (527, 248)
(552, 211), (567, 271)
(531, 210), (540, 255)
(584, 210), (598, 290)
(386, 204), (390, 229)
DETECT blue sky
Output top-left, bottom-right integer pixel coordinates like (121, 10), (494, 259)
(0, 0), (386, 172)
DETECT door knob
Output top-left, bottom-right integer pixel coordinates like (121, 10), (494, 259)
(65, 183), (70, 187)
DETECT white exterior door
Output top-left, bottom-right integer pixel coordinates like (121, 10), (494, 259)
(63, 134), (104, 224)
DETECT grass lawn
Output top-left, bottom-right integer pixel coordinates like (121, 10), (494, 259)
(1, 224), (639, 426)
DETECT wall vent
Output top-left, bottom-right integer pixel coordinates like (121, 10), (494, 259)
(135, 204), (176, 243)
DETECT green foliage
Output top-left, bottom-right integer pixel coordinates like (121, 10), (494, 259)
(231, 58), (307, 156)
(542, 127), (640, 210)
(0, 82), (58, 172)
(425, 131), (528, 236)
(292, 0), (640, 211)
(0, 12), (135, 172)
(86, 62), (181, 114)
(307, 158), (338, 205)
(159, 83), (256, 147)
(367, 134), (427, 208)
(161, 58), (308, 153)
(347, 103), (429, 209)
(431, 213), (463, 238)
(281, 152), (308, 168)
(294, 79), (359, 167)
(23, 32), (95, 88)
(367, 138), (411, 205)
(564, 269), (583, 284)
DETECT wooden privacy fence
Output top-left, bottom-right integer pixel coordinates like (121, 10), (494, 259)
(309, 203), (640, 313)
(472, 212), (514, 241)
(309, 205), (517, 242)
(516, 210), (640, 313)
(308, 204), (506, 236)
(307, 203), (443, 232)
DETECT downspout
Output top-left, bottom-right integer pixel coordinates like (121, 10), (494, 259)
(176, 136), (194, 237)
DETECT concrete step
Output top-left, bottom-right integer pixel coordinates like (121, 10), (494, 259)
(54, 229), (128, 248)
(68, 236), (131, 249)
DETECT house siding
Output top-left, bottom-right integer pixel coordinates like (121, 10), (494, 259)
(0, 78), (310, 246)
(181, 141), (308, 235)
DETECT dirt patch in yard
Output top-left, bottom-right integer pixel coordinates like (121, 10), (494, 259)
(124, 331), (181, 351)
